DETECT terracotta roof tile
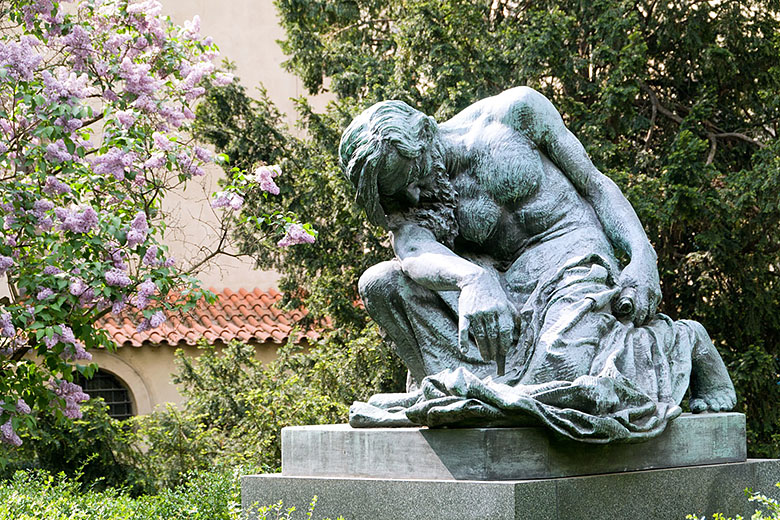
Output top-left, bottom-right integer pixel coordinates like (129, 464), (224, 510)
(99, 287), (323, 348)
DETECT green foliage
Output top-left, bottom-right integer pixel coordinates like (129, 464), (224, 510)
(0, 468), (342, 520)
(195, 80), (389, 331)
(0, 468), (243, 520)
(0, 399), (149, 494)
(196, 0), (780, 456)
(133, 333), (404, 484)
(687, 483), (780, 520)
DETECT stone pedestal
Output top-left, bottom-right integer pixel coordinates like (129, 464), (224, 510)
(282, 413), (746, 480)
(242, 413), (780, 520)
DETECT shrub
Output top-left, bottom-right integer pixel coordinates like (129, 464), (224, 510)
(687, 483), (780, 520)
(129, 327), (404, 488)
(0, 398), (149, 493)
(0, 468), (342, 520)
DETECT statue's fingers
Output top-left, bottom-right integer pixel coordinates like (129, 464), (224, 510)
(632, 294), (650, 326)
(469, 317), (490, 362)
(497, 312), (515, 356)
(458, 314), (471, 354)
(481, 316), (499, 362)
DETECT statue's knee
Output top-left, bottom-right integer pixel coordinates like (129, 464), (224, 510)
(358, 261), (404, 306)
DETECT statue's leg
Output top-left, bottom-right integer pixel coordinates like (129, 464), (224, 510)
(358, 260), (490, 385)
(684, 320), (737, 412)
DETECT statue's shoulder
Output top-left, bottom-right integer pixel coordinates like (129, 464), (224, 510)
(446, 87), (547, 128)
(476, 87), (563, 141)
(490, 87), (556, 121)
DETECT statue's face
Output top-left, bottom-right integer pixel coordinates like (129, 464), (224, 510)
(378, 145), (425, 206)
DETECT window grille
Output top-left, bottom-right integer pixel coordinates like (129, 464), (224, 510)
(76, 370), (134, 420)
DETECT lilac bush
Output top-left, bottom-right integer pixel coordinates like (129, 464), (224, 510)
(0, 0), (315, 449)
(211, 163), (317, 249)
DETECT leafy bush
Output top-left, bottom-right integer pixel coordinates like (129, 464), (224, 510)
(0, 399), (149, 494)
(132, 329), (404, 488)
(687, 483), (780, 520)
(0, 469), (341, 520)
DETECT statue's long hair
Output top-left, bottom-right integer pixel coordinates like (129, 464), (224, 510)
(339, 101), (458, 245)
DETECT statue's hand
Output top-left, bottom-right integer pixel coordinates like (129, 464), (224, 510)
(616, 260), (662, 325)
(457, 273), (518, 366)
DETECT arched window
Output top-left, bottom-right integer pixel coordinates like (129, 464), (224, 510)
(76, 370), (135, 420)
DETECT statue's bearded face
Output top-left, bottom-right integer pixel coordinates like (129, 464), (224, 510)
(377, 145), (434, 207)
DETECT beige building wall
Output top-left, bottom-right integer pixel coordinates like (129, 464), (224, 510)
(90, 341), (281, 414)
(161, 0), (332, 291)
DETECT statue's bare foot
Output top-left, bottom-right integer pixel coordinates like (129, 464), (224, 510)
(688, 323), (736, 413)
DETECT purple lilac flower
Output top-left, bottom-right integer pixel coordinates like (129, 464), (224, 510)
(91, 147), (137, 181)
(16, 399), (31, 415)
(105, 268), (131, 287)
(62, 340), (91, 361)
(159, 105), (185, 128)
(59, 324), (76, 344)
(142, 245), (158, 265)
(112, 296), (127, 315)
(119, 57), (161, 96)
(0, 420), (21, 447)
(193, 146), (212, 163)
(181, 14), (201, 41)
(34, 199), (54, 213)
(149, 310), (166, 328)
(180, 60), (213, 89)
(43, 265), (62, 275)
(0, 255), (13, 276)
(0, 312), (14, 338)
(253, 165), (281, 195)
(213, 72), (234, 86)
(51, 380), (89, 419)
(43, 323), (76, 350)
(115, 109), (137, 128)
(126, 211), (148, 248)
(56, 206), (98, 233)
(277, 223), (316, 247)
(0, 119), (12, 137)
(185, 86), (205, 101)
(136, 318), (150, 333)
(0, 37), (43, 82)
(61, 25), (93, 70)
(33, 200), (55, 230)
(36, 287), (54, 300)
(76, 287), (95, 309)
(44, 140), (72, 163)
(133, 94), (156, 112)
(143, 153), (165, 169)
(69, 277), (86, 296)
(111, 248), (127, 270)
(152, 131), (174, 151)
(133, 278), (156, 309)
(43, 176), (71, 195)
(211, 191), (244, 210)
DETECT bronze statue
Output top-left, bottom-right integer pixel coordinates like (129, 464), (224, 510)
(340, 87), (735, 442)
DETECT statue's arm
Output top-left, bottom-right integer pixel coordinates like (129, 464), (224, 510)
(392, 223), (517, 364)
(499, 87), (661, 324)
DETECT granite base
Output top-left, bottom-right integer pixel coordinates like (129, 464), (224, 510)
(242, 459), (780, 520)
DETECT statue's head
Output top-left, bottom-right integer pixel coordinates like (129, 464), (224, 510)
(339, 100), (438, 228)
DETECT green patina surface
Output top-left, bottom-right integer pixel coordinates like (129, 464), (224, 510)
(339, 88), (736, 442)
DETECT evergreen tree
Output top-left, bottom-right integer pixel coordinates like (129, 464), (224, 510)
(196, 0), (780, 456)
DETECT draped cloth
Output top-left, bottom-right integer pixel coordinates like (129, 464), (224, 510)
(350, 253), (703, 443)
